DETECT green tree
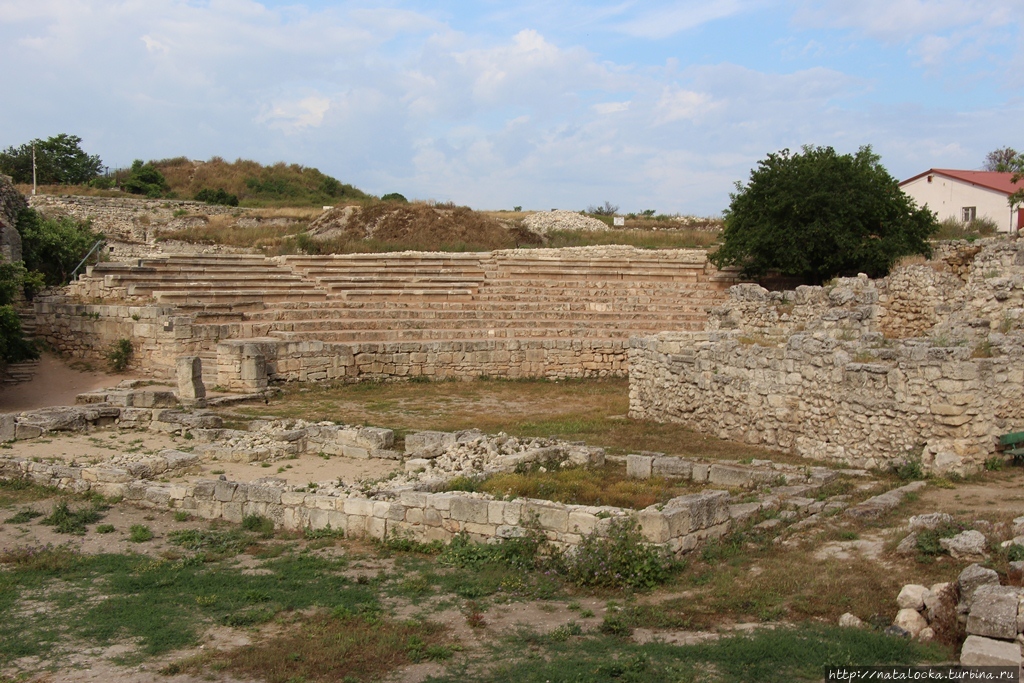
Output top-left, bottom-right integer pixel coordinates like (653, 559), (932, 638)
(709, 145), (937, 284)
(16, 208), (103, 286)
(0, 134), (103, 185)
(984, 147), (1019, 172)
(0, 259), (38, 363)
(122, 160), (169, 197)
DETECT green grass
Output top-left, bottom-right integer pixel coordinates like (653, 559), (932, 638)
(424, 624), (946, 683)
(444, 463), (703, 509)
(0, 549), (376, 664)
(128, 524), (154, 542)
(39, 500), (106, 535)
(3, 508), (43, 524)
(243, 377), (783, 462)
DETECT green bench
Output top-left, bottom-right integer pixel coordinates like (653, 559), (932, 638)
(999, 432), (1024, 462)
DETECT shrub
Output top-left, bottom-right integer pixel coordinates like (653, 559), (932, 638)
(241, 514), (275, 536)
(40, 500), (105, 535)
(380, 192), (408, 203)
(106, 338), (133, 372)
(893, 455), (925, 481)
(129, 524), (154, 542)
(122, 160), (169, 197)
(194, 188), (239, 206)
(559, 516), (677, 590)
(16, 207), (103, 286)
(710, 145), (937, 284)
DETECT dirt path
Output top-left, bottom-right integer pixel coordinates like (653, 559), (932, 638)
(0, 353), (141, 413)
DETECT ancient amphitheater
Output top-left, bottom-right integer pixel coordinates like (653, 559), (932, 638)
(38, 247), (739, 390)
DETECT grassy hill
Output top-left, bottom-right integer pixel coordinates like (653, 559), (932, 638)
(150, 156), (370, 208)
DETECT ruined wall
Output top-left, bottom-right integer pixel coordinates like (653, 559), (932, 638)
(629, 331), (1024, 472)
(216, 337), (628, 389)
(28, 194), (245, 244)
(630, 239), (1024, 473)
(0, 174), (25, 263)
(0, 453), (731, 556)
(32, 299), (219, 380)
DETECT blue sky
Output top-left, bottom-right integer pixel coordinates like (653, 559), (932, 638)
(1, 0), (1021, 214)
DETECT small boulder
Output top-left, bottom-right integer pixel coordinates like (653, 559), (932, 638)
(897, 584), (929, 611)
(918, 627), (935, 642)
(1013, 515), (1024, 538)
(941, 530), (988, 559)
(908, 512), (954, 531)
(895, 533), (919, 556)
(838, 613), (864, 628)
(894, 608), (928, 638)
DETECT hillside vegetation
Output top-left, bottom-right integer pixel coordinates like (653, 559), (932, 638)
(149, 156), (369, 207)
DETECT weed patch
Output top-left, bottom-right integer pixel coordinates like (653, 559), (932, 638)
(40, 500), (106, 535)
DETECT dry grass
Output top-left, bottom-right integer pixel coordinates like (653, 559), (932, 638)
(447, 463), (705, 509)
(157, 214), (309, 251)
(174, 611), (452, 683)
(541, 228), (718, 250)
(237, 377), (791, 463)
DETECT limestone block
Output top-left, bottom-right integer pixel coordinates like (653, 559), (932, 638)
(404, 430), (457, 458)
(398, 491), (427, 508)
(959, 564), (1001, 611)
(527, 504), (569, 532)
(222, 501), (244, 523)
(450, 497), (489, 524)
(940, 530), (988, 559)
(423, 508), (443, 527)
(967, 585), (1022, 640)
(344, 498), (374, 516)
(488, 501), (506, 525)
(894, 608), (928, 638)
(908, 512), (954, 531)
(281, 491), (307, 506)
(960, 635), (1022, 668)
(897, 584), (929, 611)
(0, 414), (15, 442)
(405, 458), (431, 473)
(15, 423), (43, 440)
(176, 356), (206, 401)
(653, 456), (693, 478)
(638, 509), (670, 543)
(214, 481), (237, 502)
(625, 454), (653, 479)
(144, 487), (171, 507)
(406, 508), (424, 525)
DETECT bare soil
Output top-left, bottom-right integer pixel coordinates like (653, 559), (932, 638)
(0, 353), (141, 413)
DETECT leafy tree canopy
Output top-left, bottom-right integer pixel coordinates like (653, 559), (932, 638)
(16, 208), (103, 286)
(984, 147), (1019, 172)
(122, 160), (169, 198)
(709, 145), (937, 284)
(0, 134), (103, 185)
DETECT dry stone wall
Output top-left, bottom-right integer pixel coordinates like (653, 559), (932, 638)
(630, 239), (1024, 473)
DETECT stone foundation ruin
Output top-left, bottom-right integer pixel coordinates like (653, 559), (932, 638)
(629, 239), (1024, 473)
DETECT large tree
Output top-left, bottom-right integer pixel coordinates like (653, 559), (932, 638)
(0, 134), (104, 185)
(709, 145), (937, 284)
(984, 147), (1019, 172)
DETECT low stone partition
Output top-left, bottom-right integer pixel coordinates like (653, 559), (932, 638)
(0, 454), (734, 555)
(629, 330), (1024, 472)
(216, 337), (627, 390)
(626, 452), (840, 489)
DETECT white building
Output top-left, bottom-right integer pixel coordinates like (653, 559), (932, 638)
(899, 169), (1023, 233)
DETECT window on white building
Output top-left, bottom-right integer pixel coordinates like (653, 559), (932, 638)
(962, 207), (977, 222)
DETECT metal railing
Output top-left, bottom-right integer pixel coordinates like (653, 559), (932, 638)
(70, 240), (106, 281)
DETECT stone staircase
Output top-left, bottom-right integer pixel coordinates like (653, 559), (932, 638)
(2, 303), (40, 386)
(57, 249), (739, 382)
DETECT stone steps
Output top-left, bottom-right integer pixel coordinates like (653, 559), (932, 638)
(2, 359), (39, 385)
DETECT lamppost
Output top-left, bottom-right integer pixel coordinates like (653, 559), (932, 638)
(32, 144), (37, 196)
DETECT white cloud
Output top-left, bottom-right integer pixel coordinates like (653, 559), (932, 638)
(593, 101), (631, 114)
(616, 0), (754, 39)
(257, 95), (332, 133)
(653, 87), (714, 124)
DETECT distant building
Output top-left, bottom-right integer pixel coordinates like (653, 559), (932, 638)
(899, 169), (1023, 233)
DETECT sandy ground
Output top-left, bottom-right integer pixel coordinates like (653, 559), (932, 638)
(0, 353), (142, 413)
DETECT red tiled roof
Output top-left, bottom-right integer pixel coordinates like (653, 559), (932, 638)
(900, 169), (1023, 195)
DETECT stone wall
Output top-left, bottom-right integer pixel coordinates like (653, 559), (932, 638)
(629, 331), (1024, 472)
(0, 451), (732, 553)
(32, 300), (215, 379)
(28, 194), (245, 245)
(216, 337), (627, 390)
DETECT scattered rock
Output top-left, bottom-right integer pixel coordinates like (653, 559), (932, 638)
(894, 608), (928, 638)
(908, 512), (954, 531)
(940, 530), (989, 559)
(895, 533), (919, 556)
(967, 585), (1022, 640)
(844, 481), (927, 519)
(838, 613), (864, 628)
(897, 584), (929, 611)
